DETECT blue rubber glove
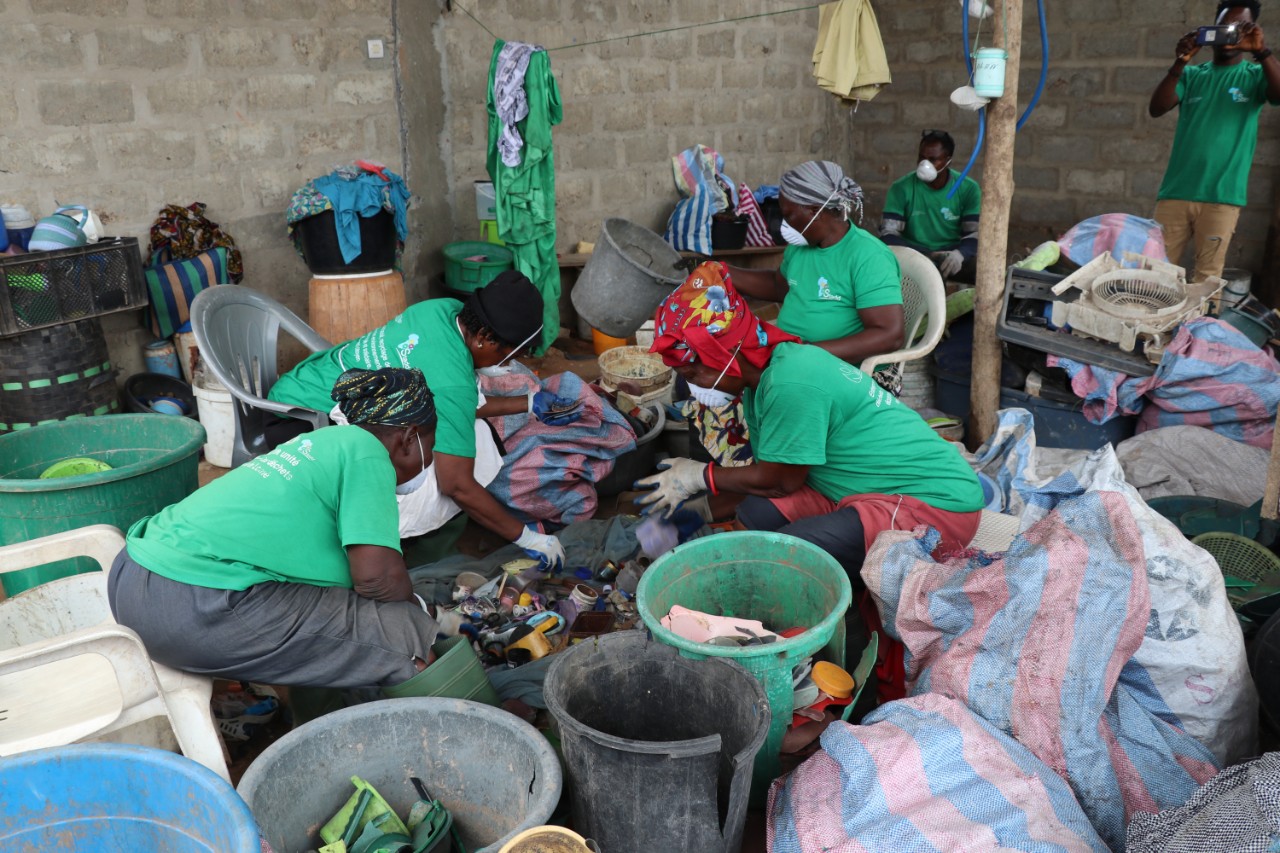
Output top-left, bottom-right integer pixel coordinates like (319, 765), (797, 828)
(529, 391), (583, 426)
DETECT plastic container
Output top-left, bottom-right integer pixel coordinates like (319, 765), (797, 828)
(1220, 268), (1252, 308)
(2, 204), (36, 251)
(545, 631), (769, 853)
(973, 47), (1008, 98)
(1220, 295), (1280, 348)
(710, 215), (749, 250)
(932, 365), (1136, 449)
(1147, 495), (1261, 539)
(442, 240), (515, 294)
(192, 369), (235, 468)
(237, 698), (562, 853)
(143, 338), (182, 378)
(0, 413), (205, 595)
(296, 209), (397, 276)
(0, 316), (118, 433)
(173, 327), (199, 383)
(0, 743), (260, 852)
(0, 237), (146, 336)
(474, 180), (497, 220)
(381, 635), (501, 705)
(123, 372), (196, 417)
(634, 319), (656, 349)
(479, 219), (504, 245)
(571, 218), (685, 339)
(637, 531), (852, 804)
(1192, 531), (1280, 584)
(590, 327), (629, 356)
(597, 345), (673, 395)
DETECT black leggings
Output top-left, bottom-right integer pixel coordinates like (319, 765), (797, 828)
(735, 495), (868, 588)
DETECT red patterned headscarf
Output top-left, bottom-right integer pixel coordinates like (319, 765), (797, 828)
(649, 261), (799, 377)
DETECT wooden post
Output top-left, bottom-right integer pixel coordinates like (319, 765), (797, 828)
(968, 0), (1024, 447)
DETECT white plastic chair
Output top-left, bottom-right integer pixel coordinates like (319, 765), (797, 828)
(859, 246), (948, 375)
(0, 525), (229, 781)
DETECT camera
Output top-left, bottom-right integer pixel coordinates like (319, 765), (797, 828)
(1196, 24), (1241, 45)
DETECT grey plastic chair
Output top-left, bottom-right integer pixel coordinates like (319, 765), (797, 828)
(190, 286), (333, 467)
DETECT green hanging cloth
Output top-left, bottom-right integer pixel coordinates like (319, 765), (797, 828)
(486, 39), (563, 355)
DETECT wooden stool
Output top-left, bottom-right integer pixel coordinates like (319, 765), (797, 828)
(308, 269), (407, 344)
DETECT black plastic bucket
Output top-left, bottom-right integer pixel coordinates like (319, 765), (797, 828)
(0, 317), (118, 432)
(123, 372), (197, 417)
(296, 209), (396, 275)
(710, 216), (749, 250)
(544, 631), (769, 853)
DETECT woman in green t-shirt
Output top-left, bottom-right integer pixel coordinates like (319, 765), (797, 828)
(109, 368), (461, 692)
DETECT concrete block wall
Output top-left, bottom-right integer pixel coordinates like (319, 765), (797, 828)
(0, 0), (408, 378)
(434, 0), (850, 253)
(850, 0), (1280, 274)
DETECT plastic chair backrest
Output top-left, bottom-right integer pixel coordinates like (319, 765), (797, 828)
(859, 246), (948, 375)
(190, 285), (333, 467)
(0, 526), (228, 779)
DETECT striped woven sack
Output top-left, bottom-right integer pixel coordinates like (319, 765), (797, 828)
(664, 192), (714, 254)
(145, 247), (229, 338)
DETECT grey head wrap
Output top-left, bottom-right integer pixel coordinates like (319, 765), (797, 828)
(779, 160), (865, 224)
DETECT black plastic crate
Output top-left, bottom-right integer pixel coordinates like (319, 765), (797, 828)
(0, 237), (146, 338)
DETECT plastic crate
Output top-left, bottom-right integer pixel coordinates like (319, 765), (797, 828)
(0, 237), (146, 338)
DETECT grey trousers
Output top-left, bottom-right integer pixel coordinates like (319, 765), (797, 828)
(107, 548), (438, 689)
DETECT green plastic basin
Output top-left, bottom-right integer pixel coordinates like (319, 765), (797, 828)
(0, 413), (206, 595)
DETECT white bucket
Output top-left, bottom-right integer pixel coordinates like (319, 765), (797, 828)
(972, 48), (1008, 98)
(192, 369), (235, 468)
(1221, 268), (1252, 307)
(634, 320), (656, 349)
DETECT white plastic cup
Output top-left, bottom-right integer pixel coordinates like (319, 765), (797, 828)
(973, 48), (1008, 98)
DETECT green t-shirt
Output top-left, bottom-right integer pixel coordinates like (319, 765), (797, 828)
(742, 343), (985, 512)
(126, 426), (401, 591)
(269, 299), (480, 458)
(1159, 61), (1276, 207)
(882, 170), (981, 252)
(775, 224), (902, 343)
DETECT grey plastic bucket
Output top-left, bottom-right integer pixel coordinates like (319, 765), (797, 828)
(237, 698), (562, 853)
(545, 630), (770, 853)
(570, 218), (685, 338)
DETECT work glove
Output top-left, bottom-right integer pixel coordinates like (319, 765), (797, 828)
(514, 523), (566, 571)
(528, 390), (583, 426)
(933, 249), (964, 279)
(634, 457), (709, 519)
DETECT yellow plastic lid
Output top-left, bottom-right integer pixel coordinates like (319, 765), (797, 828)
(519, 592), (533, 606)
(812, 661), (855, 699)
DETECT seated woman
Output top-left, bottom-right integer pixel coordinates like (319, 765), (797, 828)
(108, 367), (451, 692)
(727, 160), (905, 390)
(268, 271), (568, 566)
(637, 263), (984, 583)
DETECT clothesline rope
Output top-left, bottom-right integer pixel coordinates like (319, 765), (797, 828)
(449, 1), (822, 53)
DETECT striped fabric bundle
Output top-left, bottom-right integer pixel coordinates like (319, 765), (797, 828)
(737, 182), (773, 247)
(664, 144), (732, 254)
(861, 491), (1221, 850)
(768, 693), (1108, 852)
(477, 365), (636, 524)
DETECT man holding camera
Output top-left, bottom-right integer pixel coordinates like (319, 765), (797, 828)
(1149, 0), (1280, 281)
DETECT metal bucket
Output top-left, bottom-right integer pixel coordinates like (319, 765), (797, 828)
(570, 218), (684, 338)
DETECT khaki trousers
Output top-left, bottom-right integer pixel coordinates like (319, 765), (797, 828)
(1153, 199), (1241, 282)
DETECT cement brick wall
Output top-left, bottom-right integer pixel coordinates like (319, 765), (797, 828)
(0, 0), (410, 377)
(849, 0), (1280, 275)
(434, 0), (850, 252)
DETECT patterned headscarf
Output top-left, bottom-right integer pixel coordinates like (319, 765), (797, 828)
(649, 262), (799, 377)
(780, 160), (865, 224)
(331, 367), (436, 427)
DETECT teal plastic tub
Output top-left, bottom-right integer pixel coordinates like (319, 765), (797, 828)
(636, 531), (852, 805)
(0, 413), (205, 595)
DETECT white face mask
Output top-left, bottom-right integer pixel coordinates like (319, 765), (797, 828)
(916, 158), (950, 183)
(395, 432), (430, 495)
(688, 382), (736, 408)
(686, 342), (743, 408)
(779, 186), (842, 247)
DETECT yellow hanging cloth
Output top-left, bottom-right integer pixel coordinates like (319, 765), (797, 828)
(812, 0), (892, 102)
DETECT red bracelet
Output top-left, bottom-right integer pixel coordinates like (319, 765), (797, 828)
(705, 463), (719, 496)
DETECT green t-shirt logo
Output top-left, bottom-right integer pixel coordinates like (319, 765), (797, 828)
(816, 276), (841, 301)
(1229, 87), (1249, 103)
(396, 333), (420, 367)
(940, 206), (959, 222)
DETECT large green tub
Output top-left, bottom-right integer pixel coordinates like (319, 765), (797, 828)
(0, 414), (206, 595)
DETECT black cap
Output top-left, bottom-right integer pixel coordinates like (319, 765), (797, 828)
(468, 270), (544, 348)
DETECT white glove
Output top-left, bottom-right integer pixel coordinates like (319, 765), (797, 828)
(514, 525), (566, 571)
(933, 249), (964, 278)
(635, 457), (709, 519)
